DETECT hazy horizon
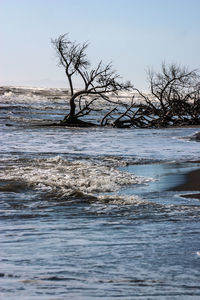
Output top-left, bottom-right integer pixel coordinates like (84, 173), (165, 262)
(1, 0), (200, 91)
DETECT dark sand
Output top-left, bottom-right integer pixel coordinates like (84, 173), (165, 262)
(171, 169), (200, 199)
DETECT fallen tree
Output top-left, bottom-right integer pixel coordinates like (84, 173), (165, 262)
(138, 63), (200, 127)
(106, 63), (200, 128)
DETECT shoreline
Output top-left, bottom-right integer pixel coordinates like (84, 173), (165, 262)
(171, 168), (200, 199)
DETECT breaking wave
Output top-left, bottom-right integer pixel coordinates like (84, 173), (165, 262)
(0, 86), (69, 103)
(1, 156), (151, 203)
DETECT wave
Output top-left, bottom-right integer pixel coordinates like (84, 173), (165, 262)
(0, 85), (69, 96)
(0, 85), (146, 105)
(0, 86), (69, 104)
(1, 156), (152, 203)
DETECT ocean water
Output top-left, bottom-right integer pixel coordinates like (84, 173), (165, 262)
(1, 86), (200, 299)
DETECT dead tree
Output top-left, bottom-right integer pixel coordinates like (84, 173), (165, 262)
(132, 63), (200, 127)
(52, 34), (133, 126)
(111, 63), (200, 129)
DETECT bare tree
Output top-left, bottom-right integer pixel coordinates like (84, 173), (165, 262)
(149, 63), (197, 109)
(133, 63), (200, 127)
(52, 34), (133, 126)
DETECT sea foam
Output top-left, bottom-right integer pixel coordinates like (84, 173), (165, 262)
(1, 156), (151, 202)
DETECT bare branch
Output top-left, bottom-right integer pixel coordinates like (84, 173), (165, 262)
(100, 107), (117, 126)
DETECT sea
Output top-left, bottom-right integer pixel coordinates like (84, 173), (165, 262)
(0, 86), (200, 299)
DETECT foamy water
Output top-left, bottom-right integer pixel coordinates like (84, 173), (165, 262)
(1, 156), (151, 202)
(1, 86), (200, 299)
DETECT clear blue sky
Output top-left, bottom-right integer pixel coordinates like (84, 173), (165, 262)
(1, 0), (200, 90)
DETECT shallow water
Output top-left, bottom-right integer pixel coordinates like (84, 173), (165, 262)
(1, 86), (200, 299)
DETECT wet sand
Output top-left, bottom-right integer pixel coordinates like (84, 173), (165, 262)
(171, 168), (200, 199)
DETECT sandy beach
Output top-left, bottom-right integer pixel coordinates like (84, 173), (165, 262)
(171, 168), (200, 199)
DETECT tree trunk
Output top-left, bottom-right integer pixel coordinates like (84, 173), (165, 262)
(69, 97), (76, 117)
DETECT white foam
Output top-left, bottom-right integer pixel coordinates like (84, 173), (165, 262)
(0, 86), (149, 106)
(1, 156), (151, 201)
(96, 194), (144, 204)
(0, 86), (68, 104)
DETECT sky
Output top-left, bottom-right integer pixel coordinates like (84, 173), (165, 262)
(1, 0), (200, 91)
